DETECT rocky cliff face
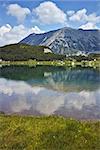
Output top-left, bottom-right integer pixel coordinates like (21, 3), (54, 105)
(20, 27), (100, 55)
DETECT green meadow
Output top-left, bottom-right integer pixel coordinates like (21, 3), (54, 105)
(0, 115), (100, 150)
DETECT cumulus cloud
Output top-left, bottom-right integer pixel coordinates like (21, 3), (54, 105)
(0, 24), (44, 46)
(69, 8), (100, 24)
(79, 22), (98, 30)
(67, 8), (100, 29)
(67, 10), (75, 16)
(0, 24), (12, 36)
(69, 8), (87, 22)
(7, 4), (31, 23)
(86, 13), (100, 23)
(33, 1), (67, 24)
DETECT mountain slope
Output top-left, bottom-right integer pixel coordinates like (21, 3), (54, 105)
(0, 44), (65, 61)
(20, 27), (100, 55)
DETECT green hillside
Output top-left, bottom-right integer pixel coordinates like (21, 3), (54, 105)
(0, 44), (66, 61)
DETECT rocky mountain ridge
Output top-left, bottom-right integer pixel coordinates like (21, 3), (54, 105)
(20, 27), (100, 55)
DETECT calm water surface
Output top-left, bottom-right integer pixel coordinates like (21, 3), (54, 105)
(0, 65), (100, 119)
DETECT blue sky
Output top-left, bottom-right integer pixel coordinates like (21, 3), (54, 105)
(0, 0), (100, 46)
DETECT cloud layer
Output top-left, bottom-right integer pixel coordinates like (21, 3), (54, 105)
(5, 2), (100, 29)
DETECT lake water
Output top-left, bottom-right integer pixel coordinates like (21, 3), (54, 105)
(0, 65), (100, 119)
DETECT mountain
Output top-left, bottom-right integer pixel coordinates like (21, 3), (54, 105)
(0, 44), (65, 61)
(20, 27), (100, 55)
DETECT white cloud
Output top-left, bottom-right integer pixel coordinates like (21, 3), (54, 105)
(67, 10), (75, 16)
(33, 1), (67, 24)
(87, 13), (100, 23)
(7, 4), (30, 23)
(0, 24), (44, 46)
(79, 22), (98, 30)
(0, 24), (12, 36)
(69, 8), (100, 24)
(69, 8), (87, 22)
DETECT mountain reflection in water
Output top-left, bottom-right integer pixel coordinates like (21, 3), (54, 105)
(0, 66), (100, 119)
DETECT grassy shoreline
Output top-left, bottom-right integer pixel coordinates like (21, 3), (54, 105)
(0, 59), (100, 68)
(0, 114), (100, 149)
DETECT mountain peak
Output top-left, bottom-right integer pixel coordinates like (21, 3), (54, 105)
(20, 27), (100, 55)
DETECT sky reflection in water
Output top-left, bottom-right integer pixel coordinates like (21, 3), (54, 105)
(0, 66), (100, 119)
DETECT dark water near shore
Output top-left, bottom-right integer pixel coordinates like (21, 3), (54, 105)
(0, 65), (100, 119)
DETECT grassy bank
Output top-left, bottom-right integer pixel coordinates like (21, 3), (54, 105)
(0, 115), (100, 150)
(0, 59), (100, 68)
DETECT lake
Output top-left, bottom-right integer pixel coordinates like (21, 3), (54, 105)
(0, 65), (100, 119)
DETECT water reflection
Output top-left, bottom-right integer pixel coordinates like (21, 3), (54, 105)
(0, 66), (100, 119)
(0, 66), (100, 92)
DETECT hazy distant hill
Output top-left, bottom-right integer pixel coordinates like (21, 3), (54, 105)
(20, 27), (100, 55)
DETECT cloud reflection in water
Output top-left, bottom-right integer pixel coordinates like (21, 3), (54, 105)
(0, 78), (100, 119)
